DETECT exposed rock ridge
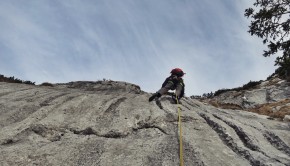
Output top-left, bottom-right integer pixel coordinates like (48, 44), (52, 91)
(57, 80), (142, 94)
(205, 76), (290, 120)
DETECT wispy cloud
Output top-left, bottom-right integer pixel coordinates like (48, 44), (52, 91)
(0, 0), (277, 95)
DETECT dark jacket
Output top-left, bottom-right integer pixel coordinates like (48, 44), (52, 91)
(162, 75), (185, 98)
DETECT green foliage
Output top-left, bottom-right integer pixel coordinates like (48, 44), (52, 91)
(191, 80), (262, 98)
(275, 55), (290, 79)
(214, 88), (230, 97)
(202, 92), (214, 98)
(214, 80), (262, 96)
(0, 74), (35, 85)
(245, 0), (290, 77)
(242, 80), (262, 89)
(40, 82), (54, 87)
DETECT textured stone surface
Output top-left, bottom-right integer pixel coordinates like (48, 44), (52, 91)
(207, 77), (290, 120)
(0, 82), (290, 166)
(212, 77), (289, 107)
(284, 115), (290, 122)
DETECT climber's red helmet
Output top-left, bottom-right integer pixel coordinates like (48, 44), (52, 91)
(170, 68), (185, 77)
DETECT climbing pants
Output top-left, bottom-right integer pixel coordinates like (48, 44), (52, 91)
(157, 81), (183, 98)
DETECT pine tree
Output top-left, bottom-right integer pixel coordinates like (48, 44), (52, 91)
(245, 0), (290, 79)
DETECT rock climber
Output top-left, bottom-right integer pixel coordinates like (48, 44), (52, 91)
(149, 68), (185, 104)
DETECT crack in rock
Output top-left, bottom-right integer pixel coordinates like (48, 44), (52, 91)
(1, 139), (17, 145)
(212, 114), (260, 151)
(155, 99), (163, 109)
(102, 130), (129, 138)
(71, 127), (129, 139)
(263, 131), (290, 157)
(211, 114), (286, 164)
(71, 121), (169, 140)
(39, 93), (69, 107)
(30, 124), (65, 142)
(183, 100), (201, 108)
(104, 97), (127, 113)
(133, 121), (168, 135)
(198, 113), (264, 166)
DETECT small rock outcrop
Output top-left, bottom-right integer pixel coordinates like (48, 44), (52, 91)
(0, 81), (290, 166)
(284, 115), (290, 122)
(205, 76), (290, 120)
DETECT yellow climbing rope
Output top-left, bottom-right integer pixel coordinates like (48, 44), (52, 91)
(176, 94), (184, 166)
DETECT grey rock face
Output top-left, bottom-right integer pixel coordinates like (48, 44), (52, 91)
(284, 115), (290, 122)
(214, 77), (289, 108)
(0, 82), (290, 166)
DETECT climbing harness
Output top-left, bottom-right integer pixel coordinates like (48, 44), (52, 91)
(176, 94), (184, 166)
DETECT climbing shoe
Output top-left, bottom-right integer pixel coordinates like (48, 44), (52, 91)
(171, 94), (181, 104)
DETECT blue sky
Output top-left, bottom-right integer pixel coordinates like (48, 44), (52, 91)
(0, 0), (277, 96)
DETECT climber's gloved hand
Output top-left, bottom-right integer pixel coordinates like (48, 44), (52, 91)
(149, 93), (161, 102)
